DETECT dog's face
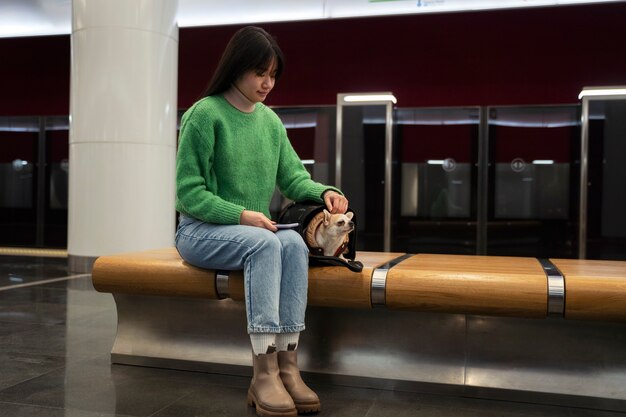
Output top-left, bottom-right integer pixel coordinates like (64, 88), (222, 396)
(322, 210), (354, 237)
(308, 210), (354, 257)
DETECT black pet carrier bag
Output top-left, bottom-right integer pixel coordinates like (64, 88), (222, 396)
(278, 201), (363, 272)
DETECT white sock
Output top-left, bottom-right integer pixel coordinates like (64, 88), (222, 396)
(276, 332), (300, 351)
(250, 333), (277, 355)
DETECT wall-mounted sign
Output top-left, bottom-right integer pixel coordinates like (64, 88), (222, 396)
(442, 157), (456, 172)
(511, 157), (526, 173)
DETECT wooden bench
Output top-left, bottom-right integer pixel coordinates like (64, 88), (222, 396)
(92, 248), (626, 412)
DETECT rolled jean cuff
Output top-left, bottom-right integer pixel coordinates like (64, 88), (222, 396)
(248, 324), (305, 334)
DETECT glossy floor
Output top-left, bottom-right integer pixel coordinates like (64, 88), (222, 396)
(0, 254), (624, 417)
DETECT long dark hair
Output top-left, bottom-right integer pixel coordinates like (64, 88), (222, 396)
(203, 26), (285, 97)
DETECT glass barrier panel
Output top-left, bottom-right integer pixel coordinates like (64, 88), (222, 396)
(273, 106), (336, 219)
(336, 105), (387, 251)
(394, 108), (479, 254)
(0, 116), (40, 246)
(586, 100), (626, 260)
(45, 116), (69, 247)
(488, 105), (580, 258)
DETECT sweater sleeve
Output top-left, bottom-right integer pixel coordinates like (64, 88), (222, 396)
(275, 126), (342, 203)
(175, 117), (245, 224)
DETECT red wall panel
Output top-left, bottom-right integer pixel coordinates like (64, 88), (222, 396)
(0, 35), (70, 115)
(493, 125), (574, 163)
(400, 125), (474, 163)
(180, 3), (626, 108)
(1, 3), (626, 116)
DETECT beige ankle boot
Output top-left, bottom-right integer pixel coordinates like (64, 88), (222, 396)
(278, 348), (321, 414)
(247, 349), (297, 417)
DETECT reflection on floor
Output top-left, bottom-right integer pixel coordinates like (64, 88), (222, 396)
(0, 255), (624, 417)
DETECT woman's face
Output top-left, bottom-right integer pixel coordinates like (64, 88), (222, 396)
(235, 58), (277, 103)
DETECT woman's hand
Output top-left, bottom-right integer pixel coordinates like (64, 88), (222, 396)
(323, 191), (349, 214)
(240, 210), (278, 231)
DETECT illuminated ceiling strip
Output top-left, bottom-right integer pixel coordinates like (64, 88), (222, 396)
(343, 94), (397, 104)
(489, 121), (578, 128)
(578, 88), (626, 99)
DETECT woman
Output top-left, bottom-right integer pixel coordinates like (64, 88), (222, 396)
(175, 26), (348, 417)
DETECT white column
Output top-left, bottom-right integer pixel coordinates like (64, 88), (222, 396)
(68, 0), (179, 272)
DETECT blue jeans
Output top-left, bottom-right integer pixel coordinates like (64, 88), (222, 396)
(175, 215), (309, 334)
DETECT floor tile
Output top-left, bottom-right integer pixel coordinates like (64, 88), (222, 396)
(0, 355), (214, 417)
(151, 384), (256, 417)
(0, 256), (69, 289)
(309, 384), (379, 417)
(0, 402), (135, 417)
(0, 321), (113, 361)
(569, 408), (626, 417)
(0, 351), (66, 391)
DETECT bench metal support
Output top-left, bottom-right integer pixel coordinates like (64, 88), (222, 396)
(538, 258), (566, 317)
(111, 293), (626, 412)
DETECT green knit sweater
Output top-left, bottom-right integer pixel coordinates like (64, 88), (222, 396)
(176, 95), (339, 224)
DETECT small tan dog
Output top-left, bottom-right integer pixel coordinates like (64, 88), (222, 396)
(304, 210), (355, 258)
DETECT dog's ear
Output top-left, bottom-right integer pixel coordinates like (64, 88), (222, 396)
(323, 209), (331, 225)
(345, 212), (354, 220)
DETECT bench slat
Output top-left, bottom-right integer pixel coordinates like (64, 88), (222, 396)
(308, 251), (404, 308)
(93, 248), (403, 309)
(223, 252), (403, 308)
(386, 254), (548, 318)
(551, 258), (626, 322)
(93, 248), (218, 298)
